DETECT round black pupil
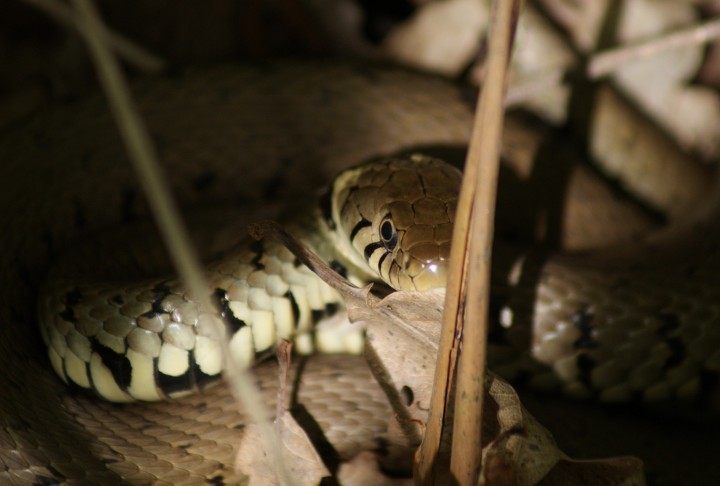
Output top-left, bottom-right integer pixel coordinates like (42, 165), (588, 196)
(381, 220), (394, 241)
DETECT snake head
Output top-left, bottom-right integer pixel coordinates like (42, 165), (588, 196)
(331, 154), (460, 291)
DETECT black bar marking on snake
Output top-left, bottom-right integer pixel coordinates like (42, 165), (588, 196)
(310, 301), (340, 324)
(66, 289), (83, 307)
(377, 251), (390, 277)
(157, 368), (193, 396)
(330, 260), (347, 278)
(325, 302), (339, 316)
(59, 308), (77, 324)
(320, 185), (335, 230)
(192, 358), (218, 390)
(141, 282), (173, 318)
(152, 282), (171, 294)
(151, 357), (162, 399)
(207, 475), (226, 486)
(83, 358), (97, 396)
(311, 308), (325, 324)
(249, 240), (265, 270)
(212, 288), (247, 333)
(111, 294), (125, 306)
(572, 305), (598, 350)
(59, 289), (83, 323)
(155, 347), (193, 395)
(92, 338), (132, 391)
(349, 218), (371, 242)
(363, 241), (384, 261)
(187, 352), (199, 392)
(284, 290), (300, 326)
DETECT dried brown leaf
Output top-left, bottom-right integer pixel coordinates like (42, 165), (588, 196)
(337, 451), (413, 486)
(362, 290), (644, 486)
(235, 411), (331, 486)
(363, 290), (564, 485)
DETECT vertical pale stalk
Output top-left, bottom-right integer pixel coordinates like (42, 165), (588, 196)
(69, 1), (292, 484)
(415, 1), (521, 484)
(450, 1), (520, 483)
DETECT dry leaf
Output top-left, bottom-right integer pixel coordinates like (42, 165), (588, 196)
(611, 0), (720, 160)
(360, 289), (645, 486)
(507, 4), (575, 122)
(337, 451), (413, 486)
(235, 412), (331, 486)
(382, 0), (488, 76)
(362, 290), (564, 485)
(235, 337), (331, 485)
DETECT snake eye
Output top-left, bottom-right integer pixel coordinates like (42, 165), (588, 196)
(380, 217), (398, 250)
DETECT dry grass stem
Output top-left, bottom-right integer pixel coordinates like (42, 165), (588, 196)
(449, 1), (520, 484)
(588, 16), (720, 78)
(68, 1), (291, 484)
(276, 341), (293, 437)
(23, 0), (166, 72)
(414, 1), (521, 484)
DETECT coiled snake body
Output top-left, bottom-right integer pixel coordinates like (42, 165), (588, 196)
(38, 154), (458, 403)
(2, 61), (720, 483)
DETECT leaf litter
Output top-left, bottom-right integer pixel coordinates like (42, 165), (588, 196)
(241, 220), (646, 485)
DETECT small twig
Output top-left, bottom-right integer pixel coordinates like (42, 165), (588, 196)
(22, 0), (166, 72)
(588, 16), (720, 79)
(276, 340), (293, 436)
(69, 1), (291, 485)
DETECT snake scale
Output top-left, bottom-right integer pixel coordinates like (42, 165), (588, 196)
(1, 61), (719, 484)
